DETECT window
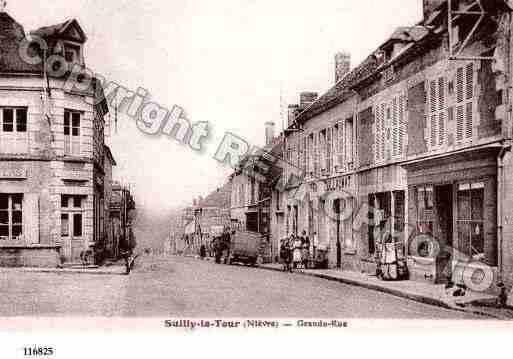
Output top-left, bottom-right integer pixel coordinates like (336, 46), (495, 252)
(64, 43), (81, 64)
(416, 185), (434, 237)
(375, 95), (406, 163)
(457, 182), (484, 261)
(346, 117), (354, 168)
(0, 194), (23, 241)
(456, 63), (475, 142)
(64, 110), (81, 155)
(0, 107), (28, 153)
(326, 127), (332, 174)
(61, 195), (84, 238)
(428, 77), (447, 148)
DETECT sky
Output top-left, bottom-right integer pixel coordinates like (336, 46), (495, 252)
(9, 0), (422, 213)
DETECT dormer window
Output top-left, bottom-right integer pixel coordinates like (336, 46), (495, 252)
(64, 43), (81, 64)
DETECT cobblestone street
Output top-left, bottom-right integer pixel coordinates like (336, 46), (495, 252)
(0, 256), (486, 319)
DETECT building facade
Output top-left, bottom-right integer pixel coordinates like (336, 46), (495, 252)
(280, 0), (513, 292)
(0, 11), (111, 266)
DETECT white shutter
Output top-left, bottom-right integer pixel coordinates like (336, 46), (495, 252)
(398, 94), (406, 156)
(456, 67), (464, 103)
(24, 193), (40, 244)
(429, 80), (438, 148)
(456, 104), (464, 141)
(392, 97), (399, 157)
(375, 105), (381, 163)
(438, 77), (445, 146)
(465, 63), (474, 139)
(338, 120), (345, 171)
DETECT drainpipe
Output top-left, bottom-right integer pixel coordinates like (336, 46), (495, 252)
(497, 145), (506, 284)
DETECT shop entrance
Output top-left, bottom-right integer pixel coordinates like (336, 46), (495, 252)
(435, 184), (453, 282)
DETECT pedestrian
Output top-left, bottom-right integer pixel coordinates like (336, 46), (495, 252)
(280, 239), (290, 272)
(292, 234), (302, 270)
(312, 231), (318, 262)
(199, 244), (206, 260)
(301, 230), (310, 269)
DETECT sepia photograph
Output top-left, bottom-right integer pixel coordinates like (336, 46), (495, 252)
(1, 0), (513, 356)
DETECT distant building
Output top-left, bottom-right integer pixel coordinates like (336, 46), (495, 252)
(108, 182), (136, 259)
(179, 182), (232, 254)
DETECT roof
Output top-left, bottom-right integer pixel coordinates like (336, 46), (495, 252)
(294, 23), (434, 125)
(0, 12), (42, 73)
(31, 18), (87, 42)
(295, 54), (379, 123)
(104, 144), (116, 166)
(199, 181), (232, 209)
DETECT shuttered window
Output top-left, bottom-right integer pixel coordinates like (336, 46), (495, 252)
(428, 77), (447, 149)
(313, 132), (319, 176)
(456, 62), (475, 142)
(375, 94), (406, 163)
(337, 120), (345, 172)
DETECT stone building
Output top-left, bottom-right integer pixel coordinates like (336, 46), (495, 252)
(281, 0), (513, 293)
(230, 123), (284, 262)
(0, 10), (111, 266)
(178, 182), (232, 254)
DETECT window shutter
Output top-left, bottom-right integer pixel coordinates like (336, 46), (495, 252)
(313, 132), (319, 176)
(338, 120), (345, 171)
(465, 102), (473, 139)
(438, 77), (445, 110)
(303, 137), (307, 174)
(456, 105), (464, 141)
(438, 111), (445, 146)
(380, 103), (386, 161)
(399, 94), (406, 156)
(375, 105), (382, 163)
(456, 67), (464, 103)
(24, 193), (40, 244)
(429, 80), (438, 148)
(327, 128), (332, 173)
(392, 97), (399, 157)
(466, 62), (474, 100)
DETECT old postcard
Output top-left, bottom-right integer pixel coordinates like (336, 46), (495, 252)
(1, 0), (513, 357)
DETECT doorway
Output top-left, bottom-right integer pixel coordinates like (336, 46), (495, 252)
(334, 199), (342, 268)
(435, 184), (453, 283)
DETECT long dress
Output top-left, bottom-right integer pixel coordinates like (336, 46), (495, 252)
(293, 239), (302, 263)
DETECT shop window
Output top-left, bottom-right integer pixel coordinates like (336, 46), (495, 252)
(0, 194), (23, 241)
(0, 107), (28, 153)
(417, 186), (434, 236)
(64, 110), (81, 155)
(457, 182), (484, 261)
(61, 195), (85, 239)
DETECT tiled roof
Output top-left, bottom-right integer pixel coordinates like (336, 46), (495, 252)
(199, 182), (232, 209)
(0, 12), (42, 73)
(295, 23), (433, 125)
(296, 54), (379, 123)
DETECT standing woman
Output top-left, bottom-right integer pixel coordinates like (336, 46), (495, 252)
(292, 234), (302, 270)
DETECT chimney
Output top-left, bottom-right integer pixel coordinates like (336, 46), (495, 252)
(299, 92), (318, 109)
(423, 0), (445, 20)
(335, 51), (351, 84)
(287, 104), (299, 128)
(264, 121), (275, 146)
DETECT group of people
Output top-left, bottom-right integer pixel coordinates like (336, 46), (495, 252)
(280, 231), (313, 272)
(209, 227), (232, 264)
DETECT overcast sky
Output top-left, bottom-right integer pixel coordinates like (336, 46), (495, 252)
(10, 0), (421, 213)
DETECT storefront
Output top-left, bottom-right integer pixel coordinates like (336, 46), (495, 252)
(405, 147), (498, 286)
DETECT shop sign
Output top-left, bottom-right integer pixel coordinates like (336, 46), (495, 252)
(0, 168), (27, 179)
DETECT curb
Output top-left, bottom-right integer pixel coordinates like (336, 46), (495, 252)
(258, 265), (505, 319)
(0, 266), (127, 276)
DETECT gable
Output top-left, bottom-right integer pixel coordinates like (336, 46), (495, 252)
(60, 20), (87, 43)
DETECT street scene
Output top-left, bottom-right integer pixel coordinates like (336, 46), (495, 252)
(2, 0), (513, 323)
(0, 256), (484, 318)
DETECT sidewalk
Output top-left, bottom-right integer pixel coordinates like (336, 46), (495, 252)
(259, 263), (513, 320)
(0, 262), (127, 275)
